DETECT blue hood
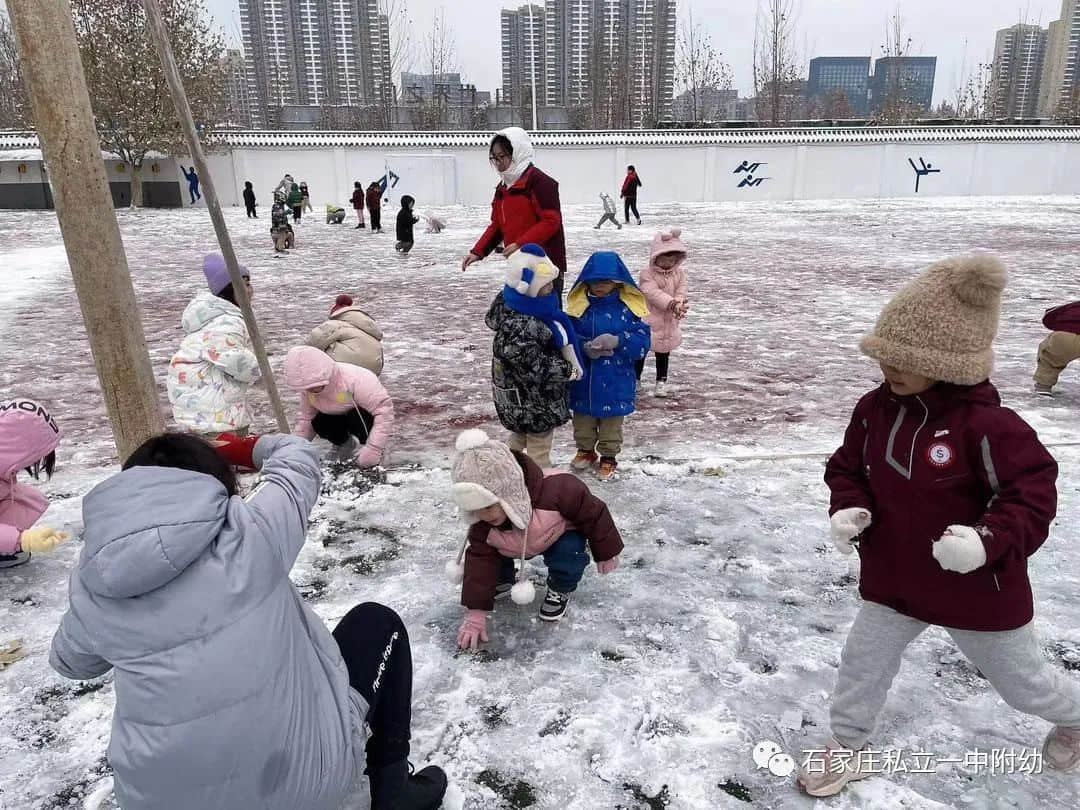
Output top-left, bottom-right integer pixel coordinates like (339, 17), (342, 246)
(567, 251), (648, 318)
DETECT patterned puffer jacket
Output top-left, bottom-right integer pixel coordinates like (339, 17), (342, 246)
(485, 291), (573, 435)
(167, 292), (260, 434)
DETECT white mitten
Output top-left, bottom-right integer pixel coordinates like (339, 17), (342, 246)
(932, 525), (987, 574)
(829, 508), (872, 555)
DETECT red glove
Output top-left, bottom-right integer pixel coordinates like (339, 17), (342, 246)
(212, 433), (259, 471)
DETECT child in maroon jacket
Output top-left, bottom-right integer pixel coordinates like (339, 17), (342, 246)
(798, 255), (1080, 797)
(446, 429), (622, 647)
(1033, 300), (1080, 396)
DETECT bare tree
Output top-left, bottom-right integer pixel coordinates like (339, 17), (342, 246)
(752, 0), (803, 125)
(70, 0), (225, 206)
(953, 62), (993, 120)
(376, 0), (414, 129)
(809, 89), (854, 119)
(416, 7), (457, 130)
(675, 4), (733, 123)
(874, 7), (919, 122)
(0, 13), (31, 128)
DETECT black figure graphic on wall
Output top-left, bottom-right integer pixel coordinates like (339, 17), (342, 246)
(734, 160), (771, 189)
(908, 158), (941, 193)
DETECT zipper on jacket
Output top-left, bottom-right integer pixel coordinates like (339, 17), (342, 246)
(993, 573), (1001, 592)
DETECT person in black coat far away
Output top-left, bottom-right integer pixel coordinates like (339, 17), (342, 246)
(395, 195), (418, 254)
(243, 181), (257, 218)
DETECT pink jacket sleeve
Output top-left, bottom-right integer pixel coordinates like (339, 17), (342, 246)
(675, 268), (687, 301)
(0, 523), (21, 554)
(347, 368), (395, 454)
(293, 394), (317, 440)
(639, 268), (675, 312)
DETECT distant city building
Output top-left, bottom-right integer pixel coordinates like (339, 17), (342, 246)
(871, 56), (937, 115)
(807, 57), (871, 116)
(1038, 0), (1080, 117)
(501, 4), (546, 110)
(991, 24), (1048, 118)
(221, 49), (253, 129)
(672, 87), (737, 121)
(238, 0), (391, 128)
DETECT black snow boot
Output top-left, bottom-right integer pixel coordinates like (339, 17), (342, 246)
(369, 760), (447, 810)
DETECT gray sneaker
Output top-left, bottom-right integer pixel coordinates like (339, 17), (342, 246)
(1044, 726), (1080, 772)
(1034, 383), (1055, 397)
(796, 737), (873, 797)
(538, 587), (570, 621)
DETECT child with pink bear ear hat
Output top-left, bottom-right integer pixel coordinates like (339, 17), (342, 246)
(637, 227), (690, 398)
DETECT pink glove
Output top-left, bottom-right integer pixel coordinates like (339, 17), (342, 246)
(354, 443), (383, 468)
(596, 556), (620, 575)
(457, 609), (489, 651)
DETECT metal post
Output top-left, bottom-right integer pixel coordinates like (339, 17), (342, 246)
(142, 0), (290, 434)
(7, 0), (166, 461)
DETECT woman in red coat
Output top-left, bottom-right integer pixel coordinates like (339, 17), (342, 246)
(461, 128), (567, 301)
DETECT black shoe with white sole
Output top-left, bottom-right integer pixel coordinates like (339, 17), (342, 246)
(0, 552), (30, 569)
(538, 586), (570, 621)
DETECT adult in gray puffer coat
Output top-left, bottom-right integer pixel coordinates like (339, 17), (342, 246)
(50, 432), (446, 810)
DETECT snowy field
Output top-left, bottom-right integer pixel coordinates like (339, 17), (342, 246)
(1, 197), (1079, 810)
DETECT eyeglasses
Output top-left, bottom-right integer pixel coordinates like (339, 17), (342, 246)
(489, 152), (511, 166)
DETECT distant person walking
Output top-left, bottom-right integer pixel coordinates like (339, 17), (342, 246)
(242, 181), (257, 218)
(594, 192), (621, 230)
(620, 165), (642, 225)
(351, 181), (366, 229)
(300, 181), (313, 213)
(461, 127), (568, 302)
(182, 166), (201, 205)
(366, 181), (383, 233)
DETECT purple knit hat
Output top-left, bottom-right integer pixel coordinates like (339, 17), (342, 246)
(202, 253), (249, 296)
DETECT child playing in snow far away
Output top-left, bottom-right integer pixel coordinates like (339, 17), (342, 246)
(283, 345), (395, 469)
(1033, 298), (1080, 396)
(242, 181), (256, 218)
(637, 228), (690, 398)
(0, 399), (68, 570)
(351, 181), (366, 229)
(396, 195), (418, 254)
(271, 191), (295, 251)
(287, 182), (305, 223)
(594, 192), (621, 230)
(449, 429), (623, 644)
(167, 254), (260, 437)
(486, 243), (582, 468)
(326, 204), (347, 225)
(50, 431), (446, 810)
(300, 180), (312, 213)
(797, 254), (1080, 797)
(566, 251), (651, 481)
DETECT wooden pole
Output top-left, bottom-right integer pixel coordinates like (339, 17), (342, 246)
(142, 0), (290, 434)
(7, 0), (166, 462)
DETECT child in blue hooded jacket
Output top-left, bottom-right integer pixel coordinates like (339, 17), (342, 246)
(566, 251), (651, 481)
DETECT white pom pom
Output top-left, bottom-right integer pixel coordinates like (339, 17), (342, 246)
(670, 227), (682, 238)
(445, 559), (464, 583)
(456, 429), (490, 452)
(510, 579), (535, 605)
(516, 281), (530, 294)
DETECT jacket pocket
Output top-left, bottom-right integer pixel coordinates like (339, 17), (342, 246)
(493, 385), (522, 408)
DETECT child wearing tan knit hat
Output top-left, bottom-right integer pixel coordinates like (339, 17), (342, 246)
(797, 255), (1080, 797)
(448, 429), (623, 648)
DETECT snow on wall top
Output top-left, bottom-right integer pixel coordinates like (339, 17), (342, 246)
(1, 126), (1080, 152)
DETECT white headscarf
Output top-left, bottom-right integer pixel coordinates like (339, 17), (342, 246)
(493, 127), (535, 187)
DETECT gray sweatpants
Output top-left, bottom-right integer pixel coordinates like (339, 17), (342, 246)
(832, 601), (1080, 749)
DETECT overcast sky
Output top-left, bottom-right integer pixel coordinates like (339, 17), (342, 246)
(206, 0), (1063, 105)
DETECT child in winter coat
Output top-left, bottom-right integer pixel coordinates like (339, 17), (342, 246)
(798, 255), (1080, 797)
(283, 345), (395, 468)
(449, 429), (623, 643)
(0, 399), (68, 569)
(351, 181), (366, 229)
(566, 252), (651, 481)
(167, 255), (261, 436)
(307, 294), (385, 376)
(486, 244), (583, 468)
(396, 195), (418, 254)
(637, 228), (690, 397)
(594, 192), (621, 230)
(300, 180), (312, 213)
(242, 181), (256, 218)
(1033, 299), (1080, 396)
(287, 182), (305, 222)
(271, 191), (295, 251)
(326, 204), (347, 225)
(366, 181), (383, 232)
(50, 431), (446, 810)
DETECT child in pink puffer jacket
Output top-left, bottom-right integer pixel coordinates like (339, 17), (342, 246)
(637, 228), (690, 398)
(1, 399), (69, 569)
(283, 346), (395, 468)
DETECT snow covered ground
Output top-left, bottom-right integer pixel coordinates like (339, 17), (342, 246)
(1, 197), (1079, 810)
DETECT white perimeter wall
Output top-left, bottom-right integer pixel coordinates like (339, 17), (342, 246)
(202, 140), (1080, 209)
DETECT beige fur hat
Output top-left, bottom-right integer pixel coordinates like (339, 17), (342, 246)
(859, 254), (1007, 385)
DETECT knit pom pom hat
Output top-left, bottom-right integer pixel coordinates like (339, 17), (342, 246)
(859, 254), (1007, 385)
(448, 429), (537, 604)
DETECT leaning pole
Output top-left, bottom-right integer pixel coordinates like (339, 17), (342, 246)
(7, 0), (166, 461)
(142, 0), (290, 434)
